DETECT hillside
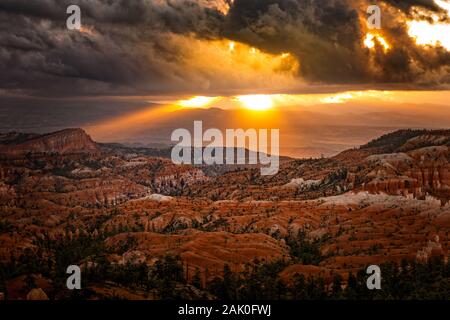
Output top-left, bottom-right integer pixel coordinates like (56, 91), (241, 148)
(0, 128), (448, 300)
(0, 129), (99, 155)
(360, 129), (450, 153)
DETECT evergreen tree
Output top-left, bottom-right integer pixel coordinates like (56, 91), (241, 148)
(192, 267), (202, 289)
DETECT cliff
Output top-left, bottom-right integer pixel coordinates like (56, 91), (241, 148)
(0, 128), (99, 155)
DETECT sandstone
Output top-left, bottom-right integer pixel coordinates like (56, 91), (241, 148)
(0, 128), (99, 155)
(26, 288), (49, 300)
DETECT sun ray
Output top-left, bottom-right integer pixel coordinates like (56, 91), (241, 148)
(176, 96), (219, 108)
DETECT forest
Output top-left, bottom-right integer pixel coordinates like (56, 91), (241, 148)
(0, 230), (449, 300)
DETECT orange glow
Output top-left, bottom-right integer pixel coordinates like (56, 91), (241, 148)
(236, 95), (275, 111)
(407, 20), (450, 50)
(172, 36), (300, 91)
(228, 41), (235, 52)
(202, 0), (233, 15)
(78, 26), (96, 36)
(364, 32), (390, 51)
(320, 93), (356, 104)
(176, 96), (219, 108)
(87, 104), (180, 141)
(86, 90), (450, 145)
(406, 0), (450, 50)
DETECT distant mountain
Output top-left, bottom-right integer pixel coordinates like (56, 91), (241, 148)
(0, 128), (99, 155)
(100, 142), (292, 176)
(99, 142), (172, 158)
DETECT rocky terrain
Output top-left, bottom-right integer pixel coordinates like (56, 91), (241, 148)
(0, 128), (100, 155)
(0, 128), (449, 300)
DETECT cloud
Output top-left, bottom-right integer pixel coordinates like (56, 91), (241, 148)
(383, 0), (443, 14)
(0, 0), (449, 97)
(0, 1), (228, 96)
(222, 0), (450, 84)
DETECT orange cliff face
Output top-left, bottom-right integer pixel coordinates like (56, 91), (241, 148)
(0, 128), (99, 155)
(0, 128), (209, 209)
(358, 141), (450, 199)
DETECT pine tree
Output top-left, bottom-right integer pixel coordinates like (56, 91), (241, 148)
(24, 273), (36, 291)
(192, 267), (202, 289)
(331, 274), (343, 299)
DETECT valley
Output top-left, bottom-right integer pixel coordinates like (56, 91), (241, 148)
(0, 128), (449, 299)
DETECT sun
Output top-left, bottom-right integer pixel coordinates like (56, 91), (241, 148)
(236, 95), (275, 111)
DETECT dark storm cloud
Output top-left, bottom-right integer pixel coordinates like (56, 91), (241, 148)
(221, 0), (450, 83)
(383, 0), (443, 13)
(0, 0), (227, 96)
(0, 0), (449, 97)
(223, 0), (367, 82)
(0, 0), (223, 28)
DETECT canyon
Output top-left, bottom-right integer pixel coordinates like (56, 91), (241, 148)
(0, 128), (449, 299)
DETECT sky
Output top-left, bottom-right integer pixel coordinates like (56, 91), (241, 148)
(1, 0), (450, 157)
